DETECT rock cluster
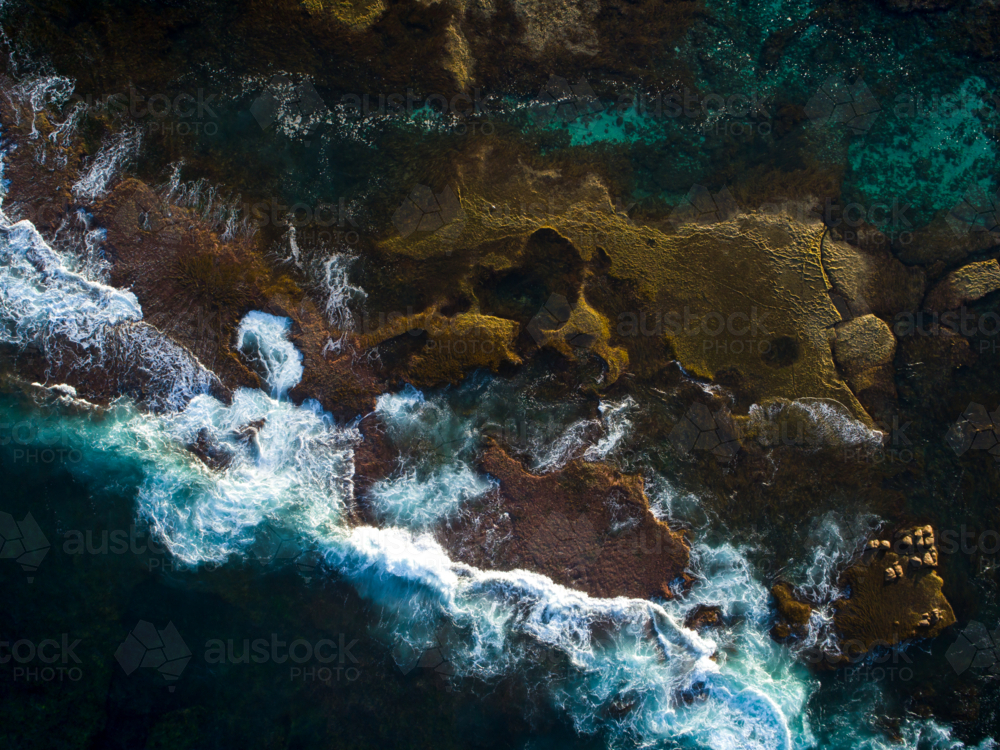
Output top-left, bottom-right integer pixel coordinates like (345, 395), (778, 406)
(917, 608), (946, 629)
(866, 525), (938, 582)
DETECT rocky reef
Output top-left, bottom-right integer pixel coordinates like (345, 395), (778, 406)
(5, 0), (1000, 738)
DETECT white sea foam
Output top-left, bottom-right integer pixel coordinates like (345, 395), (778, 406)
(0, 215), (143, 350)
(318, 253), (366, 329)
(0, 250), (797, 748)
(235, 311), (304, 399)
(0, 195), (224, 410)
(72, 126), (142, 202)
(746, 398), (884, 451)
(368, 386), (493, 528)
(10, 76), (75, 138)
(107, 322), (224, 412)
(275, 228), (366, 330)
(368, 464), (496, 528)
(583, 396), (636, 461)
(532, 416), (600, 471)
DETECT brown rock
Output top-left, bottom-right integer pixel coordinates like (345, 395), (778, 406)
(770, 582), (813, 642)
(822, 235), (926, 319)
(833, 549), (956, 661)
(685, 605), (723, 631)
(440, 444), (691, 600)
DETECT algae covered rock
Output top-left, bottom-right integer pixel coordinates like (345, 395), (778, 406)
(770, 582), (812, 642)
(357, 306), (522, 386)
(381, 166), (881, 423)
(821, 235), (926, 319)
(685, 604), (723, 631)
(525, 291), (629, 384)
(831, 314), (897, 413)
(832, 526), (955, 660)
(924, 259), (1000, 313)
(832, 315), (896, 379)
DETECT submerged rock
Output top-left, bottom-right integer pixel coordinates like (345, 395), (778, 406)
(188, 428), (235, 470)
